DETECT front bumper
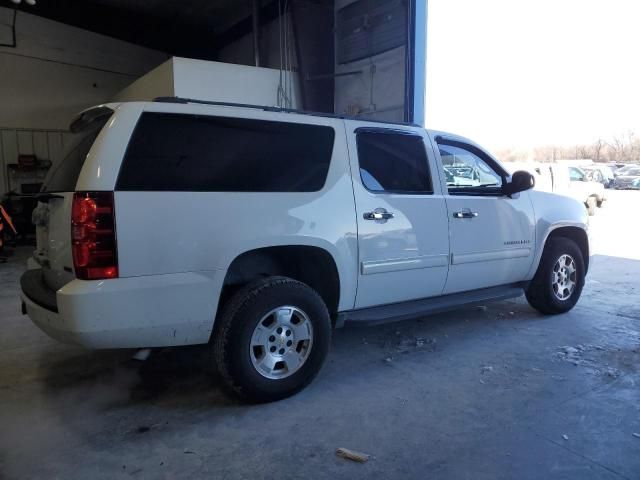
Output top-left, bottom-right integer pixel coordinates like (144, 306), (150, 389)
(21, 268), (226, 349)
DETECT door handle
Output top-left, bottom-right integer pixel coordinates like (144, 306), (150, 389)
(363, 209), (394, 221)
(453, 211), (479, 219)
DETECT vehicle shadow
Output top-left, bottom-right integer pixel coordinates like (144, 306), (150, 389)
(38, 344), (235, 408)
(37, 300), (536, 411)
(34, 253), (640, 413)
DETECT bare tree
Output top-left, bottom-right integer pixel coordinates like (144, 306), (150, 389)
(592, 138), (605, 162)
(576, 145), (592, 159)
(497, 130), (639, 164)
(607, 132), (632, 162)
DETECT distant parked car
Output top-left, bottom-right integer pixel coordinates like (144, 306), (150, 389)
(614, 166), (640, 189)
(611, 162), (629, 169)
(567, 166), (607, 215)
(613, 164), (637, 177)
(583, 165), (615, 189)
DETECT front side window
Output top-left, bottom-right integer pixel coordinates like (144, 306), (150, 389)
(117, 113), (335, 192)
(569, 167), (585, 182)
(356, 130), (432, 194)
(437, 143), (503, 195)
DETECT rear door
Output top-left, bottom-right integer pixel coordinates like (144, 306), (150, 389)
(35, 109), (113, 290)
(346, 123), (450, 309)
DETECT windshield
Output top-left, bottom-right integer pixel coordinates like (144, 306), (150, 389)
(42, 114), (111, 193)
(623, 168), (640, 176)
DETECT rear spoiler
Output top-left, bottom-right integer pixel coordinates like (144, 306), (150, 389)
(69, 106), (114, 133)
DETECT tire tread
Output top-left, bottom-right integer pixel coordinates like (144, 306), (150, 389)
(526, 237), (585, 315)
(213, 276), (329, 402)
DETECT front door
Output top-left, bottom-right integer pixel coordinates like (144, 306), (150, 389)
(346, 124), (450, 309)
(433, 137), (536, 294)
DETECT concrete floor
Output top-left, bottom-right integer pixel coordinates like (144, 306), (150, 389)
(1, 190), (639, 480)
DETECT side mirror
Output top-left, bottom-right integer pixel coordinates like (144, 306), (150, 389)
(505, 170), (535, 196)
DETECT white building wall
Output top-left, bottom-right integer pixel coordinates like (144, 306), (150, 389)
(0, 7), (168, 195)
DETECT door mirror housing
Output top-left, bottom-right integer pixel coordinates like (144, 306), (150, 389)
(504, 170), (535, 196)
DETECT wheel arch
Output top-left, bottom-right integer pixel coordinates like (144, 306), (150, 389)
(531, 225), (590, 279)
(220, 245), (343, 323)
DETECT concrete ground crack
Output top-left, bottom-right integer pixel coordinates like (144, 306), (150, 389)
(532, 430), (632, 480)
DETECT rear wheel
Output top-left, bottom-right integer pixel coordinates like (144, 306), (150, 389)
(213, 277), (331, 402)
(526, 237), (585, 314)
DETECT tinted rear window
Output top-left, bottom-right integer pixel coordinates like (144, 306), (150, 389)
(42, 117), (110, 193)
(356, 130), (432, 193)
(116, 113), (336, 192)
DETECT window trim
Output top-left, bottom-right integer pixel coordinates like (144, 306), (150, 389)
(355, 127), (434, 196)
(435, 138), (508, 197)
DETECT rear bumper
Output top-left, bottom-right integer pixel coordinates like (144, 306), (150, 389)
(21, 269), (59, 312)
(21, 268), (226, 349)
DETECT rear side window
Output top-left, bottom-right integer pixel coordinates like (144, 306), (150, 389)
(42, 116), (111, 193)
(356, 130), (432, 194)
(116, 113), (335, 192)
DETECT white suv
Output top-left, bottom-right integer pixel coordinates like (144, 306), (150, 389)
(21, 99), (590, 402)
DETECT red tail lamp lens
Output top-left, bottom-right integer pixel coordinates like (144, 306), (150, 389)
(72, 197), (97, 224)
(71, 192), (118, 280)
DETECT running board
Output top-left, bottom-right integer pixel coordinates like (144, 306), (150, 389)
(336, 284), (527, 328)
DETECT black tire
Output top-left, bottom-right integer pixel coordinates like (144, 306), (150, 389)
(586, 197), (596, 216)
(525, 237), (585, 315)
(213, 276), (331, 402)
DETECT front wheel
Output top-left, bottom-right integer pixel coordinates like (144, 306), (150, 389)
(213, 277), (331, 402)
(525, 237), (585, 315)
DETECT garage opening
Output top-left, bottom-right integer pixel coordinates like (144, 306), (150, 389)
(3, 0), (423, 123)
(0, 0), (426, 235)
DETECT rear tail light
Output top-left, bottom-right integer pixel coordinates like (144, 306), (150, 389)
(71, 192), (118, 280)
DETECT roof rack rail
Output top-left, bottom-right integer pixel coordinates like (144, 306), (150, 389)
(152, 97), (420, 128)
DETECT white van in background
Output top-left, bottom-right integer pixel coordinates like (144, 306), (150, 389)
(505, 162), (606, 216)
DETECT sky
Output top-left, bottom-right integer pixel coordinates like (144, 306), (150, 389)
(425, 0), (640, 151)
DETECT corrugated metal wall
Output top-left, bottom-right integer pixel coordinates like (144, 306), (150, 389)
(334, 0), (408, 123)
(336, 0), (407, 65)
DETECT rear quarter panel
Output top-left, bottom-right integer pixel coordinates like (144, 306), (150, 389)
(76, 102), (145, 191)
(109, 103), (359, 312)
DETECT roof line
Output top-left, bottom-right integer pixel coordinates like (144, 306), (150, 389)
(153, 97), (421, 128)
